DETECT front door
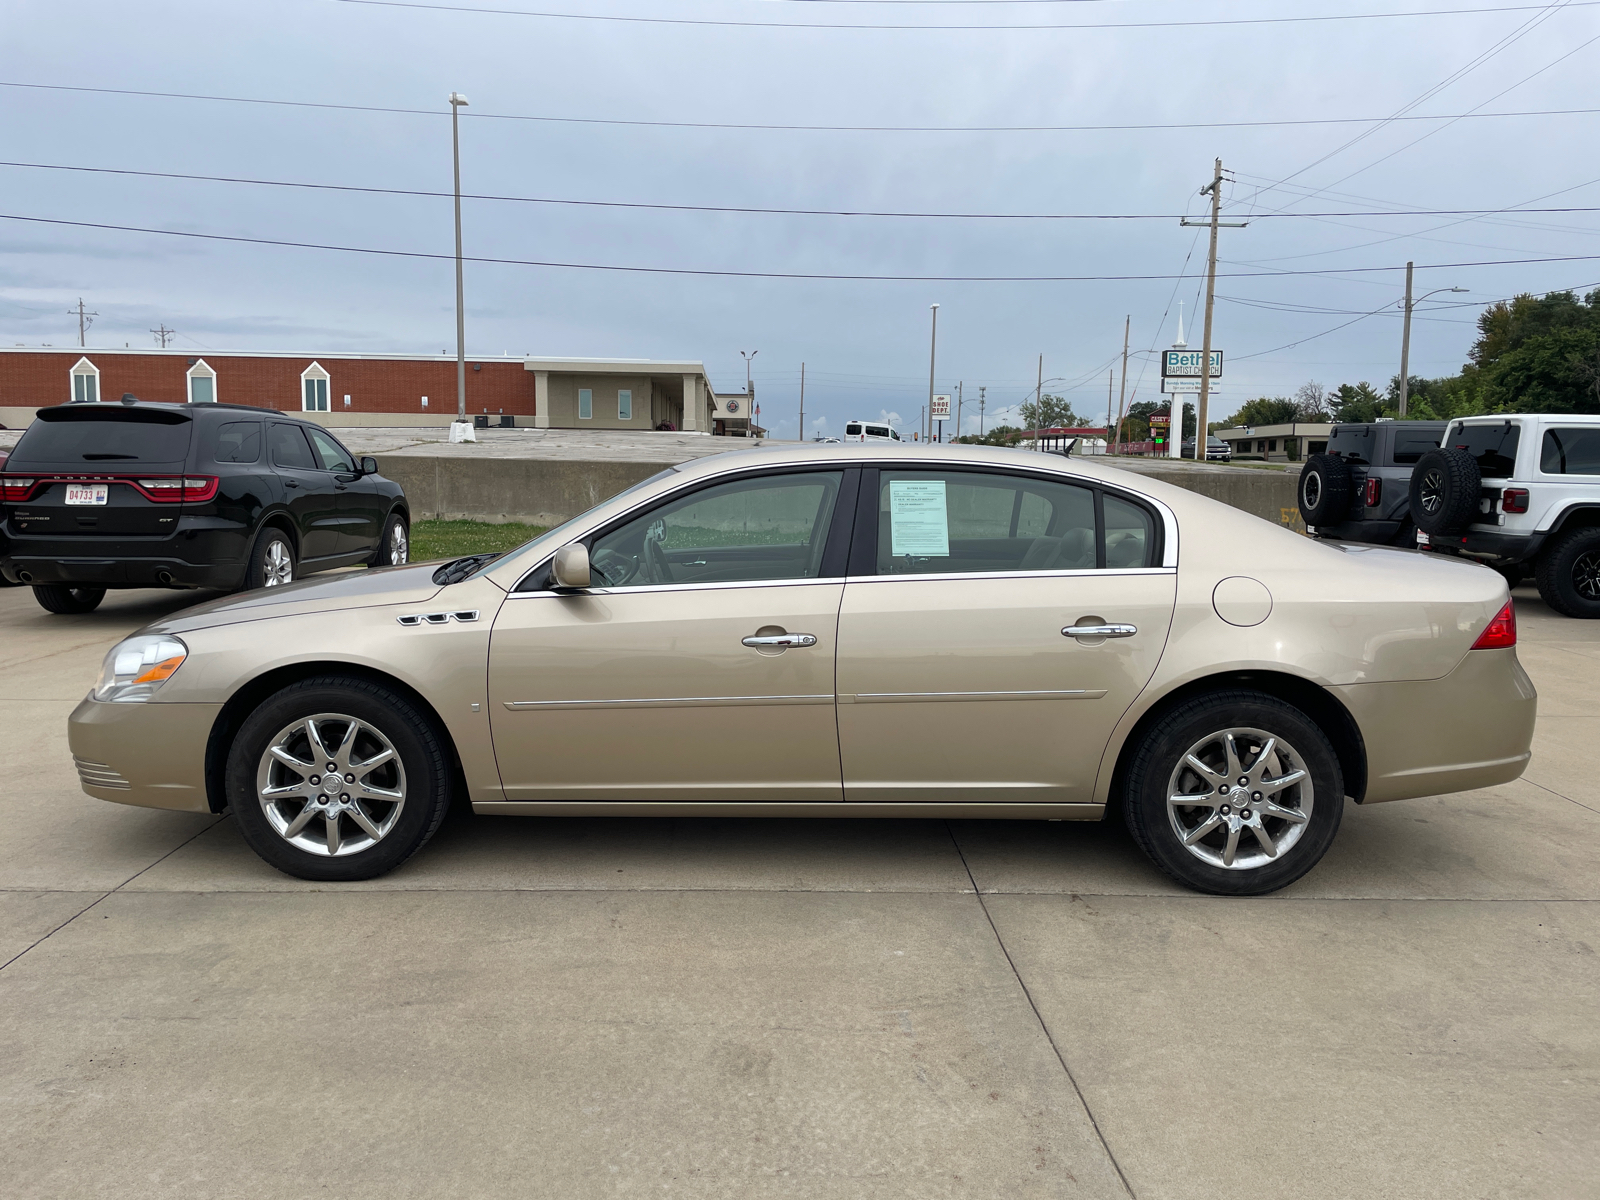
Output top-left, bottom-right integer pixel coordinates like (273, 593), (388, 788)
(305, 426), (382, 554)
(488, 468), (854, 804)
(267, 422), (341, 560)
(836, 466), (1176, 805)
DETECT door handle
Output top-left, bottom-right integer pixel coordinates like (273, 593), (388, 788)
(1062, 623), (1137, 639)
(283, 479), (300, 489)
(742, 633), (818, 648)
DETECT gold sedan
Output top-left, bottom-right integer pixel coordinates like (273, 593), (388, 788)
(67, 445), (1536, 894)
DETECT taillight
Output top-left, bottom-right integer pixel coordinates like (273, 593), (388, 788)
(1501, 487), (1529, 514)
(1, 477), (37, 502)
(134, 476), (219, 503)
(1363, 477), (1382, 508)
(1471, 600), (1517, 650)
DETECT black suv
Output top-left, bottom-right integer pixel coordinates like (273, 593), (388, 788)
(1297, 421), (1447, 546)
(0, 400), (410, 614)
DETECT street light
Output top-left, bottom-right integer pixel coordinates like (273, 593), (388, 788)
(1398, 260), (1467, 417)
(449, 91), (472, 441)
(926, 304), (939, 443)
(740, 350), (758, 435)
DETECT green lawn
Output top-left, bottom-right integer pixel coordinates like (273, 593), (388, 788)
(411, 519), (549, 562)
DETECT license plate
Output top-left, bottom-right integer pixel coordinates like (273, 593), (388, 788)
(1415, 530), (1430, 546)
(64, 483), (109, 506)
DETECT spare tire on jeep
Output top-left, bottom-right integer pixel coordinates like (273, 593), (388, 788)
(1298, 454), (1353, 526)
(1409, 447), (1481, 535)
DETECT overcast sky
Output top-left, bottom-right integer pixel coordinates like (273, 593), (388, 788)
(5, 0), (1600, 437)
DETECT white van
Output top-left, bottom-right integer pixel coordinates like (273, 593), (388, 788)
(845, 421), (901, 442)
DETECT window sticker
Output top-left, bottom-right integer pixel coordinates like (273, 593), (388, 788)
(889, 479), (949, 557)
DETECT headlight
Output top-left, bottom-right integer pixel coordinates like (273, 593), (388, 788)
(94, 635), (188, 702)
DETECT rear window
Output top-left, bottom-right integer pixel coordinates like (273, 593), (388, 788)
(846, 423), (862, 436)
(1391, 428), (1444, 465)
(1329, 426), (1375, 464)
(8, 409), (192, 467)
(1447, 422), (1520, 478)
(1541, 427), (1600, 475)
(210, 420), (263, 464)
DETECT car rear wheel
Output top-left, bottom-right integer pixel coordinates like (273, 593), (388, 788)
(32, 584), (106, 614)
(243, 526), (295, 590)
(1297, 454), (1352, 526)
(1122, 690), (1344, 895)
(1535, 526), (1600, 618)
(1409, 447), (1481, 536)
(370, 513), (409, 568)
(226, 676), (453, 881)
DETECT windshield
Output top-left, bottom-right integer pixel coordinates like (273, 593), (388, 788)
(484, 466), (680, 582)
(10, 410), (193, 468)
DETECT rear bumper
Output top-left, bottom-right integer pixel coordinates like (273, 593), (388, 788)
(1333, 647), (1537, 804)
(1314, 518), (1404, 545)
(1, 554), (243, 588)
(1418, 528), (1546, 565)
(67, 696), (221, 813)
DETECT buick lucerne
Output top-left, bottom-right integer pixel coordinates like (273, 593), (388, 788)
(67, 445), (1537, 894)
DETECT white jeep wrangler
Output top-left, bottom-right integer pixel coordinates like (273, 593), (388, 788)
(1410, 413), (1600, 617)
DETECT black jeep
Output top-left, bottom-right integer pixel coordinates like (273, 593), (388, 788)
(0, 400), (411, 614)
(1297, 421), (1447, 545)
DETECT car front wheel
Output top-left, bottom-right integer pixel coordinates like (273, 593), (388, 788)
(370, 513), (409, 568)
(1122, 690), (1344, 895)
(226, 676), (453, 881)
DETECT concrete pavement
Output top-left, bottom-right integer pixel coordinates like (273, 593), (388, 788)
(0, 581), (1595, 1198)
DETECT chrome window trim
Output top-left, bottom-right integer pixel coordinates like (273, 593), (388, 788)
(506, 576), (848, 599)
(504, 564), (1173, 599)
(842, 566), (1176, 586)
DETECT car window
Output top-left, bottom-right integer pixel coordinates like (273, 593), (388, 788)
(1104, 494), (1155, 568)
(1329, 426), (1374, 465)
(211, 420), (262, 464)
(1540, 427), (1600, 475)
(1447, 422), (1520, 477)
(1391, 429), (1443, 465)
(268, 423), (317, 469)
(10, 411), (192, 467)
(875, 469), (1100, 575)
(846, 423), (862, 436)
(588, 470), (843, 588)
(306, 426), (355, 473)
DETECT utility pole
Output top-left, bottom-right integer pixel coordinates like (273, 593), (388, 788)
(449, 91), (472, 439)
(926, 303), (939, 444)
(798, 361), (805, 441)
(978, 386), (986, 436)
(150, 323), (175, 348)
(1034, 354), (1043, 451)
(70, 298), (97, 347)
(955, 381), (963, 442)
(1107, 370), (1114, 440)
(1114, 314), (1130, 454)
(1399, 262), (1414, 417)
(1180, 158), (1247, 459)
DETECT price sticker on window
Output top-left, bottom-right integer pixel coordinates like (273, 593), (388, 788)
(889, 480), (949, 557)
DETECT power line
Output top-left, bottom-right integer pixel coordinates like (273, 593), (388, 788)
(334, 0), (1600, 31)
(6, 79), (1597, 136)
(15, 159), (1600, 222)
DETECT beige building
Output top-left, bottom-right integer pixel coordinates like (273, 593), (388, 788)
(1214, 422), (1332, 462)
(526, 358), (718, 433)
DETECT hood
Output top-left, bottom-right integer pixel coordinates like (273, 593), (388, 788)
(150, 562), (449, 634)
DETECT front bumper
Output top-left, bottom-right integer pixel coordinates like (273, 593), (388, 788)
(1334, 647), (1536, 804)
(67, 696), (221, 812)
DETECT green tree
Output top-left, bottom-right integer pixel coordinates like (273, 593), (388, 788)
(1330, 382), (1388, 423)
(1019, 392), (1083, 430)
(955, 424), (1025, 447)
(1222, 396), (1299, 428)
(1470, 290), (1600, 414)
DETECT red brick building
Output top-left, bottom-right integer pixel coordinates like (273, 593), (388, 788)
(0, 348), (725, 433)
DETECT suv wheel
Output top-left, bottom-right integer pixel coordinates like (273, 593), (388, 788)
(1297, 454), (1352, 526)
(1409, 447), (1481, 535)
(370, 514), (409, 568)
(243, 526), (295, 590)
(226, 676), (453, 881)
(1122, 690), (1344, 896)
(1535, 526), (1600, 618)
(32, 584), (106, 615)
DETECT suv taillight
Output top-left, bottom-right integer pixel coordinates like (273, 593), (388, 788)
(1471, 600), (1517, 650)
(1, 478), (37, 502)
(134, 476), (219, 503)
(1501, 487), (1529, 514)
(1363, 477), (1382, 508)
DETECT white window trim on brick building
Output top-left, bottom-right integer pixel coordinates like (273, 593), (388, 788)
(187, 358), (217, 403)
(301, 361), (330, 412)
(70, 356), (100, 404)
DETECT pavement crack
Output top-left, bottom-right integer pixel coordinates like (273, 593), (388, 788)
(1521, 775), (1600, 817)
(944, 821), (1137, 1199)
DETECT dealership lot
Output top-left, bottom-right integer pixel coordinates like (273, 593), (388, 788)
(1, 582), (1596, 1198)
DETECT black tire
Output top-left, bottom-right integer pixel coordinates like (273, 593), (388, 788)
(226, 675), (453, 881)
(1409, 447), (1481, 536)
(1535, 526), (1600, 619)
(1122, 690), (1345, 896)
(1298, 454), (1353, 526)
(242, 525), (295, 591)
(32, 584), (106, 614)
(1497, 562), (1527, 591)
(368, 512), (410, 568)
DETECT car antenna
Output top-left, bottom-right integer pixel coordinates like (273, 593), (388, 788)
(119, 392), (139, 405)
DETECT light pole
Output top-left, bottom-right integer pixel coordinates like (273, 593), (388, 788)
(1398, 262), (1467, 417)
(926, 304), (939, 444)
(450, 91), (472, 440)
(740, 350), (758, 436)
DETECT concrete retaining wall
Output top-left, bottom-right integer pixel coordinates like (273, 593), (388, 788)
(1125, 467), (1306, 534)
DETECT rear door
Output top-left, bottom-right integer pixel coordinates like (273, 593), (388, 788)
(835, 466), (1176, 807)
(304, 426), (382, 554)
(267, 422), (341, 560)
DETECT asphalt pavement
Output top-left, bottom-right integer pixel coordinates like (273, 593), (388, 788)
(1, 580), (1595, 1198)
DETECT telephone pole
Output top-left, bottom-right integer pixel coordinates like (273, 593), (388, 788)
(926, 303), (940, 444)
(978, 386), (986, 436)
(449, 91), (471, 436)
(150, 323), (175, 348)
(955, 381), (964, 441)
(1034, 354), (1043, 451)
(1397, 267), (1466, 417)
(70, 298), (97, 347)
(1114, 314), (1130, 454)
(798, 361), (806, 441)
(1180, 158), (1247, 459)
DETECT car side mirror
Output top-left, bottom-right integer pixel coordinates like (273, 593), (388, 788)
(551, 543), (591, 589)
(360, 456), (379, 476)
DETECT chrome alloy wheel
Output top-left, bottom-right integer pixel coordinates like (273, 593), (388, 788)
(1166, 726), (1313, 870)
(263, 540), (294, 586)
(255, 713), (406, 857)
(1575, 550), (1600, 601)
(1417, 467), (1445, 517)
(389, 521), (409, 565)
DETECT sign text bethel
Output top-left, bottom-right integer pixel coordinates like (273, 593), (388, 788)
(1162, 350), (1223, 378)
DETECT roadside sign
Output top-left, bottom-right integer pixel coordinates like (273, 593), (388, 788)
(1161, 379), (1206, 394)
(1162, 350), (1223, 379)
(930, 394), (951, 420)
(1148, 411), (1170, 427)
